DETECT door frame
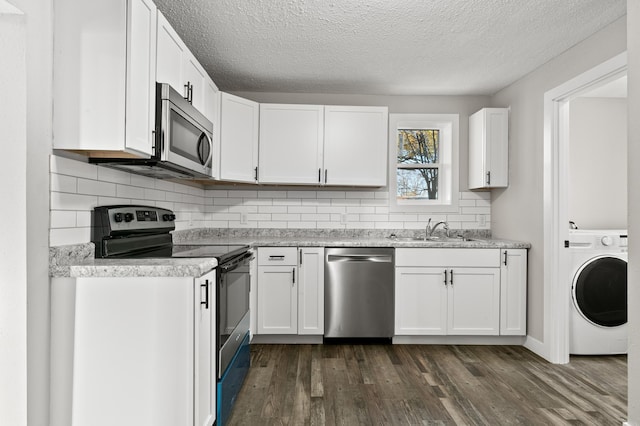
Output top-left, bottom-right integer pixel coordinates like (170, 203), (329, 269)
(542, 52), (627, 364)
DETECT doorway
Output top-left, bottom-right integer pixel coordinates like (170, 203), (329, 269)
(543, 52), (627, 364)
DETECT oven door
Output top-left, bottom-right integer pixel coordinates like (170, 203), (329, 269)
(217, 252), (252, 378)
(158, 83), (213, 176)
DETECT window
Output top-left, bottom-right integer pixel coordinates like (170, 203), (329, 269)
(389, 114), (459, 212)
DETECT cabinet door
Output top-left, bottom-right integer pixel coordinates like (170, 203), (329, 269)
(258, 104), (324, 184)
(204, 80), (221, 179)
(395, 267), (447, 335)
(125, 0), (156, 156)
(156, 11), (186, 96)
(220, 93), (260, 183)
(468, 108), (508, 189)
(194, 271), (216, 426)
(323, 106), (388, 186)
(298, 248), (324, 335)
(257, 266), (298, 334)
(500, 249), (527, 335)
(447, 268), (500, 335)
(184, 54), (207, 112)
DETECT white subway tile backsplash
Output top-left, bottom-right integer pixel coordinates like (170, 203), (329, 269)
(97, 167), (131, 185)
(51, 192), (98, 211)
(51, 174), (77, 193)
(50, 154), (492, 246)
(77, 178), (116, 197)
(116, 184), (145, 199)
(50, 210), (77, 228)
(51, 155), (97, 180)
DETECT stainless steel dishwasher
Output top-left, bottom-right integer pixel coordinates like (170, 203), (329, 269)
(324, 247), (394, 338)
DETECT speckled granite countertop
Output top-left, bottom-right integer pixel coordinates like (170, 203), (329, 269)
(49, 242), (218, 278)
(182, 235), (531, 249)
(50, 228), (530, 278)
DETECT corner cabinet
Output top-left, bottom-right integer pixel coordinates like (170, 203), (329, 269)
(468, 107), (509, 189)
(256, 247), (324, 335)
(53, 0), (157, 157)
(219, 93), (260, 183)
(50, 271), (216, 426)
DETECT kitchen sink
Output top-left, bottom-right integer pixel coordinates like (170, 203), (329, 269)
(386, 235), (480, 242)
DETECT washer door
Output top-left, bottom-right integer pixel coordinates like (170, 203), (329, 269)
(572, 255), (627, 327)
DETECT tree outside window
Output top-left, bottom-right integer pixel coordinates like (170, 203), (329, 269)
(397, 129), (440, 200)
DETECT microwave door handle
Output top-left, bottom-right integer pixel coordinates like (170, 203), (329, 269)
(197, 133), (211, 166)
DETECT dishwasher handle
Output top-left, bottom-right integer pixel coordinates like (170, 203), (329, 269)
(327, 254), (393, 263)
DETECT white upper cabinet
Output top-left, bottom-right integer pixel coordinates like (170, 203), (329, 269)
(258, 104), (325, 185)
(219, 93), (260, 183)
(323, 106), (388, 186)
(156, 11), (218, 124)
(468, 107), (509, 189)
(53, 0), (157, 157)
(257, 104), (389, 186)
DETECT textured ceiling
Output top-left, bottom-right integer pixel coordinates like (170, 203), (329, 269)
(153, 0), (626, 96)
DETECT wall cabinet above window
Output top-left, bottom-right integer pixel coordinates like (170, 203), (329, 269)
(53, 0), (158, 158)
(468, 108), (509, 189)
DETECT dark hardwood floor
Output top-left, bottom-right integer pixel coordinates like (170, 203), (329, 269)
(227, 344), (627, 425)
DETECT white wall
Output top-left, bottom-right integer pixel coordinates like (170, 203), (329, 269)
(569, 97), (627, 229)
(626, 2), (639, 424)
(491, 17), (626, 343)
(0, 4), (27, 425)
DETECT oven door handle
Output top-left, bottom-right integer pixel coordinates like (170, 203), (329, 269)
(219, 252), (254, 273)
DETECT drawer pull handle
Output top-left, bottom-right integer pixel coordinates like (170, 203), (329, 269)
(268, 255), (285, 260)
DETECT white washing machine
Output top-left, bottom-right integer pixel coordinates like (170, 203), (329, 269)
(568, 229), (628, 355)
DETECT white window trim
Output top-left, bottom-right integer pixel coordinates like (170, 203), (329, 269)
(388, 113), (460, 213)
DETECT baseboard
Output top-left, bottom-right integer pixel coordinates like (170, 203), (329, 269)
(523, 335), (549, 360)
(251, 335), (323, 344)
(393, 335), (526, 345)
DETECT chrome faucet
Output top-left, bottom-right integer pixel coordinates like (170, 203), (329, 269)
(426, 218), (450, 238)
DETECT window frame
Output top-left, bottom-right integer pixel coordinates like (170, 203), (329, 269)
(388, 113), (460, 213)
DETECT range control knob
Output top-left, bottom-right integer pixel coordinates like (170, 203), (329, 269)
(162, 214), (176, 221)
(114, 213), (123, 223)
(124, 212), (134, 223)
(601, 236), (613, 246)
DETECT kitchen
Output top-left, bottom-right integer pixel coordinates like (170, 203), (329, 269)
(1, 1), (639, 425)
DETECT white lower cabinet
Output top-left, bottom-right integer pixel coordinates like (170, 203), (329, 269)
(395, 248), (504, 336)
(298, 248), (325, 335)
(256, 247), (324, 335)
(500, 249), (528, 335)
(50, 271), (216, 426)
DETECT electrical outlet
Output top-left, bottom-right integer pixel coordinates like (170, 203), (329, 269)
(478, 215), (486, 227)
(240, 212), (248, 224)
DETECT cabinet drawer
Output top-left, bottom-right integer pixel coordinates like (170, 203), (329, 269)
(258, 247), (298, 265)
(396, 248), (500, 267)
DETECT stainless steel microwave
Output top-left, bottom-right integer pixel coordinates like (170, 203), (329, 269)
(90, 83), (214, 179)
